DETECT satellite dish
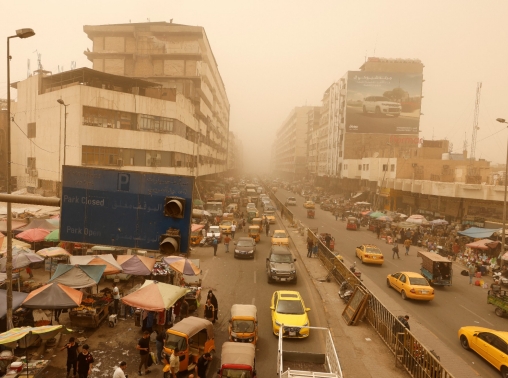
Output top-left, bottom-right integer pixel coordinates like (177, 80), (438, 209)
(373, 152), (379, 158)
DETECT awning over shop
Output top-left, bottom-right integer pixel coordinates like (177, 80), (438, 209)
(351, 192), (365, 200)
(466, 239), (500, 251)
(49, 265), (105, 288)
(458, 227), (502, 239)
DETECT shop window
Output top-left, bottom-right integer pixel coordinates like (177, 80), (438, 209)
(391, 164), (395, 172)
(383, 164), (388, 171)
(27, 123), (36, 138)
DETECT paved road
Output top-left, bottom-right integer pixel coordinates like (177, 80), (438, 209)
(275, 187), (504, 378)
(191, 214), (330, 377)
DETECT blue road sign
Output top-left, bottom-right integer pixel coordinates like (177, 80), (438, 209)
(60, 166), (194, 252)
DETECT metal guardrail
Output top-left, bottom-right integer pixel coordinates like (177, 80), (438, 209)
(264, 185), (454, 378)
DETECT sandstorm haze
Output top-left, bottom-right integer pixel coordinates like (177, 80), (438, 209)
(1, 0), (508, 174)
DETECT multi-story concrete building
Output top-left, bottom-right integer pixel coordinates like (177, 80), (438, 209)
(10, 67), (226, 195)
(306, 107), (321, 177)
(227, 131), (243, 175)
(82, 21), (230, 173)
(272, 106), (315, 180)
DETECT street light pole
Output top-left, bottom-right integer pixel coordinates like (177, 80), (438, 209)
(496, 118), (508, 258)
(6, 28), (35, 329)
(57, 99), (68, 166)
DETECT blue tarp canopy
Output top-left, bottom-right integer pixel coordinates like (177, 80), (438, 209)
(0, 290), (28, 319)
(458, 227), (501, 239)
(49, 264), (106, 288)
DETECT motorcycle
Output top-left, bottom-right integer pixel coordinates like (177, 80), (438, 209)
(199, 236), (214, 247)
(350, 262), (362, 280)
(338, 280), (353, 303)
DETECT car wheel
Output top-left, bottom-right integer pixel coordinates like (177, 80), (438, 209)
(501, 366), (508, 378)
(495, 308), (506, 317)
(267, 275), (273, 284)
(386, 279), (391, 288)
(361, 257), (364, 264)
(293, 277), (298, 285)
(460, 335), (470, 350)
(401, 290), (407, 300)
(375, 107), (381, 116)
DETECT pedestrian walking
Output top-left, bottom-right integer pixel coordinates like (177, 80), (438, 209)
(399, 315), (410, 330)
(212, 237), (218, 256)
(204, 299), (215, 323)
(76, 344), (94, 378)
(169, 349), (180, 378)
(243, 218), (247, 233)
(60, 337), (79, 378)
(312, 243), (318, 257)
(231, 223), (236, 239)
(392, 244), (400, 259)
(180, 298), (189, 320)
(307, 239), (313, 258)
(404, 238), (411, 255)
(468, 263), (476, 285)
(376, 225), (381, 239)
(207, 290), (218, 322)
(196, 353), (213, 378)
(155, 330), (164, 365)
(265, 222), (270, 237)
(113, 361), (127, 378)
(334, 210), (338, 221)
(26, 267), (33, 279)
(136, 331), (151, 376)
(224, 235), (231, 253)
(112, 282), (120, 315)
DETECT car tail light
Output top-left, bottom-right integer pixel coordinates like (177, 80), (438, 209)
(365, 254), (370, 258)
(410, 289), (416, 294)
(432, 290), (435, 295)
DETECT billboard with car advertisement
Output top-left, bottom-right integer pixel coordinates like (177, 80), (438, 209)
(345, 71), (423, 134)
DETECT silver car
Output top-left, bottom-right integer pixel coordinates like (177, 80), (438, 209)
(362, 96), (401, 117)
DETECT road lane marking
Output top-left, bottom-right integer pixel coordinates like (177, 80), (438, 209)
(252, 297), (256, 305)
(202, 269), (209, 282)
(253, 270), (257, 284)
(459, 305), (494, 326)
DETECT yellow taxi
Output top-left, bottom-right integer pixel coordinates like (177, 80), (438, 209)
(458, 326), (508, 375)
(355, 244), (384, 265)
(263, 211), (276, 224)
(271, 230), (289, 246)
(386, 272), (434, 301)
(270, 290), (310, 338)
(303, 201), (315, 209)
(219, 220), (234, 234)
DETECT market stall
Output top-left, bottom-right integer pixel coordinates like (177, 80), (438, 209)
(0, 290), (29, 331)
(36, 247), (71, 278)
(49, 264), (105, 289)
(69, 293), (111, 328)
(115, 254), (155, 279)
(70, 254), (123, 275)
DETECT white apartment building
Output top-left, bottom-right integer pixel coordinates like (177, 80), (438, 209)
(10, 68), (226, 195)
(273, 106), (315, 180)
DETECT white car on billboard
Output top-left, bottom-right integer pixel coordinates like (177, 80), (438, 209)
(362, 96), (401, 117)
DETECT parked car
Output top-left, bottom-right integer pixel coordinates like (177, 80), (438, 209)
(362, 96), (401, 117)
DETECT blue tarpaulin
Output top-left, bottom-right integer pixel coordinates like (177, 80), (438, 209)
(458, 227), (501, 239)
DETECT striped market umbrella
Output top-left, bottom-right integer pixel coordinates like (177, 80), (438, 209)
(16, 228), (50, 243)
(163, 256), (201, 276)
(44, 230), (60, 242)
(369, 211), (385, 219)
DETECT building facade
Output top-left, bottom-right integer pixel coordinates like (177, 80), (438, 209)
(272, 106), (315, 180)
(10, 68), (226, 195)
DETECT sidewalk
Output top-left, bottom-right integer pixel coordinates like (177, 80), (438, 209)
(279, 216), (408, 378)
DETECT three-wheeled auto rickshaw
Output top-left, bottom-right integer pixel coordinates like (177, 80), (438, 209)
(163, 316), (215, 375)
(190, 224), (205, 246)
(417, 251), (452, 286)
(346, 217), (358, 231)
(252, 218), (264, 232)
(248, 225), (260, 243)
(228, 304), (258, 345)
(247, 210), (257, 224)
(307, 209), (315, 219)
(217, 342), (256, 378)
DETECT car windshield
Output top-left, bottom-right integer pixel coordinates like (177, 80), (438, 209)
(288, 197), (296, 201)
(276, 300), (304, 315)
(221, 369), (252, 378)
(273, 232), (286, 238)
(264, 212), (274, 216)
(232, 320), (255, 333)
(366, 247), (382, 254)
(165, 333), (187, 351)
(409, 277), (429, 286)
(237, 240), (253, 247)
(209, 227), (220, 232)
(221, 221), (232, 226)
(271, 254), (293, 263)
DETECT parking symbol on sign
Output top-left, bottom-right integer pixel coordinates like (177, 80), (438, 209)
(117, 173), (130, 191)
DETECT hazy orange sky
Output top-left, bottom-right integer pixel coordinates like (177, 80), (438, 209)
(2, 1), (508, 172)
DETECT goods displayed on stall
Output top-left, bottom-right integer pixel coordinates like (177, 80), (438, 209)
(151, 261), (174, 284)
(70, 254), (123, 275)
(0, 325), (71, 377)
(49, 265), (106, 289)
(69, 292), (112, 328)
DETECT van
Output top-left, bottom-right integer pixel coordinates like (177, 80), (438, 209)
(163, 316), (215, 373)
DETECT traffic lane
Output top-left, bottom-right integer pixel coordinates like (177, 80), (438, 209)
(275, 188), (501, 377)
(196, 212), (328, 376)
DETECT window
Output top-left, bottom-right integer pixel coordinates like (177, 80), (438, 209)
(27, 123), (36, 138)
(358, 165), (362, 171)
(27, 157), (36, 169)
(399, 275), (407, 283)
(391, 164), (395, 172)
(366, 164), (369, 171)
(383, 164), (388, 171)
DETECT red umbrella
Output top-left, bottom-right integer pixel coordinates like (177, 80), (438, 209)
(16, 228), (50, 243)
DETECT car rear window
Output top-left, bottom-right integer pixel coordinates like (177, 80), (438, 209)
(366, 247), (382, 254)
(409, 277), (429, 286)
